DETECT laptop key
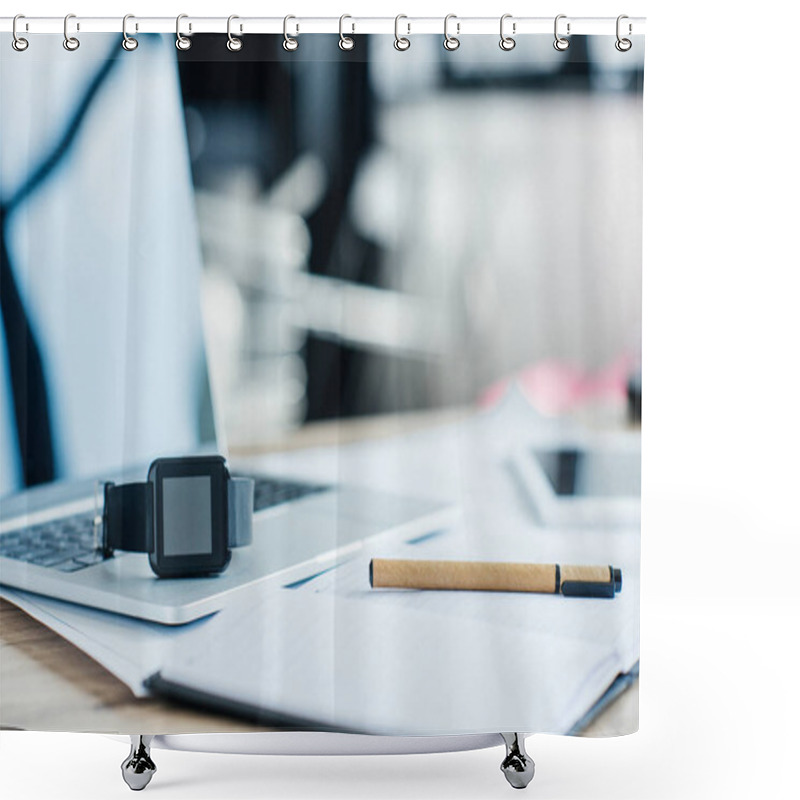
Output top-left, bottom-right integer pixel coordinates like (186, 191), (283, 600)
(1, 548), (31, 560)
(30, 551), (79, 568)
(11, 548), (50, 561)
(55, 560), (90, 573)
(52, 545), (92, 560)
(73, 551), (107, 567)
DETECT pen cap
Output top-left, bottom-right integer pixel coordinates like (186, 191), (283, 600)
(560, 565), (621, 598)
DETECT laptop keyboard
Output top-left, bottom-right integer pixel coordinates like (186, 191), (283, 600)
(0, 475), (330, 573)
(0, 512), (101, 572)
(246, 474), (329, 512)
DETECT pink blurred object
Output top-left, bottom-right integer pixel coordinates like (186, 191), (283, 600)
(478, 355), (635, 415)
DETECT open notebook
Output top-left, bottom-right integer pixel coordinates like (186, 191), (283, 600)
(147, 528), (639, 736)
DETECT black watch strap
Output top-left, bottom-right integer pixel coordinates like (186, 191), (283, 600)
(102, 481), (152, 556)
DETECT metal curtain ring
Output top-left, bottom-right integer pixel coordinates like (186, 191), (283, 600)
(394, 15), (410, 51)
(339, 14), (355, 51)
(227, 15), (242, 51)
(499, 14), (516, 51)
(283, 15), (299, 51)
(615, 14), (632, 51)
(122, 14), (138, 51)
(554, 14), (570, 51)
(443, 14), (460, 51)
(63, 13), (80, 51)
(176, 13), (192, 50)
(12, 14), (29, 51)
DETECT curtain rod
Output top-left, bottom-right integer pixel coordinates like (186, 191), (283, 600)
(1, 16), (646, 37)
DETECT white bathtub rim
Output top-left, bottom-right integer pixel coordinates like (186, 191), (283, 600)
(103, 731), (508, 756)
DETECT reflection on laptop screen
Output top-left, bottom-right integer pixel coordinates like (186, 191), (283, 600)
(0, 35), (215, 496)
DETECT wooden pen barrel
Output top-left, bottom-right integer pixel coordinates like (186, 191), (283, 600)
(370, 559), (560, 593)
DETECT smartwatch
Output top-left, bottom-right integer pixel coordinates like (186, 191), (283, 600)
(101, 455), (254, 578)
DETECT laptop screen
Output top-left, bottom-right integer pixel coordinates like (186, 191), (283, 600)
(0, 36), (216, 496)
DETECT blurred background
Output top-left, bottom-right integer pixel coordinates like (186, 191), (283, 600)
(177, 34), (644, 450)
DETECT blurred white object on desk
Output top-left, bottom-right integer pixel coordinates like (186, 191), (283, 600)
(509, 431), (641, 529)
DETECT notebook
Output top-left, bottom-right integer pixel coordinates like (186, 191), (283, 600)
(147, 542), (639, 736)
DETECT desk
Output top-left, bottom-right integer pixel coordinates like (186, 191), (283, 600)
(0, 409), (638, 735)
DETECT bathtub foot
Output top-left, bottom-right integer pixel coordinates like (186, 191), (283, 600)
(500, 733), (535, 789)
(121, 735), (156, 791)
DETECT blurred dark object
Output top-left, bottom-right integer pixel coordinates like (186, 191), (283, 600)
(536, 448), (580, 496)
(627, 367), (641, 425)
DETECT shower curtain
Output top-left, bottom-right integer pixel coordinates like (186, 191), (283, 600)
(0, 22), (643, 740)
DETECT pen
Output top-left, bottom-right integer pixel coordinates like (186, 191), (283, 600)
(369, 558), (622, 598)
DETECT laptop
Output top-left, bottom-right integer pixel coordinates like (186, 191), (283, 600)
(0, 41), (452, 625)
(0, 456), (453, 625)
(0, 277), (452, 626)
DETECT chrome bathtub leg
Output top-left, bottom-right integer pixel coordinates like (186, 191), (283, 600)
(121, 735), (157, 791)
(500, 732), (535, 789)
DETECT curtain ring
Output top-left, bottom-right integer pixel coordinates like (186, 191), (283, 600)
(499, 14), (516, 51)
(176, 14), (192, 51)
(338, 14), (355, 51)
(122, 14), (138, 51)
(63, 13), (80, 51)
(553, 14), (570, 51)
(283, 15), (299, 51)
(394, 15), (410, 51)
(615, 14), (632, 51)
(12, 14), (29, 52)
(226, 15), (243, 51)
(443, 14), (460, 51)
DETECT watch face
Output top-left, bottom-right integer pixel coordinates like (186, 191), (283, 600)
(148, 456), (230, 578)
